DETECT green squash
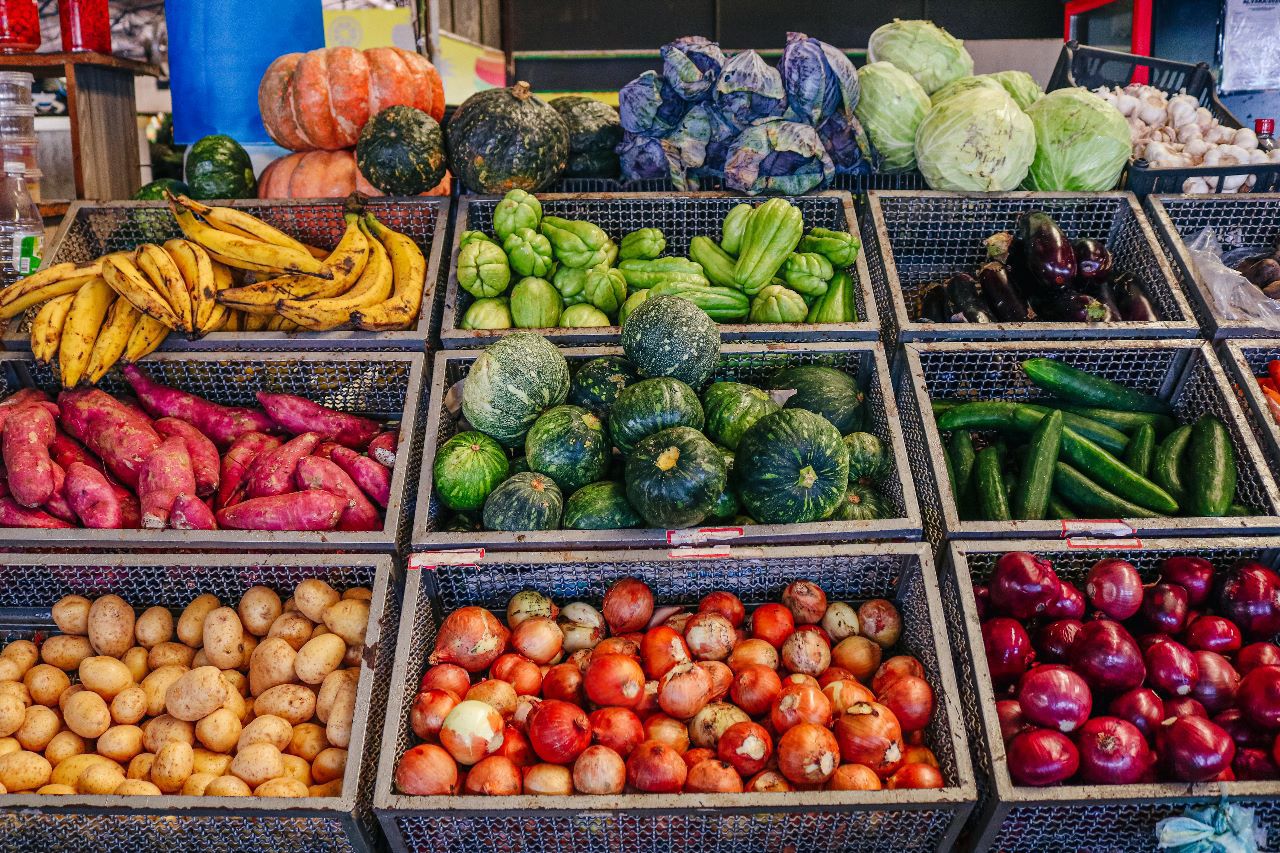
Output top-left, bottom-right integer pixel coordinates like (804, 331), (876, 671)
(185, 134), (256, 200)
(509, 456), (530, 474)
(730, 513), (756, 526)
(525, 405), (610, 492)
(560, 304), (611, 327)
(621, 295), (721, 389)
(844, 432), (889, 483)
(584, 265), (627, 315)
(563, 481), (642, 529)
(749, 284), (808, 323)
(618, 289), (649, 326)
(441, 512), (483, 532)
(830, 483), (888, 521)
(493, 189), (543, 242)
(447, 81), (569, 194)
(568, 356), (639, 419)
(482, 471), (563, 531)
(509, 276), (563, 328)
(619, 228), (666, 261)
(133, 178), (190, 200)
(460, 297), (512, 330)
(736, 409), (850, 524)
(625, 426), (727, 528)
(462, 332), (570, 446)
(541, 216), (614, 269)
(553, 265), (589, 306)
(433, 430), (509, 511)
(708, 484), (740, 520)
(702, 382), (780, 451)
(503, 228), (555, 278)
(769, 366), (865, 434)
(609, 377), (705, 454)
(458, 240), (512, 299)
(460, 230), (496, 248)
(550, 96), (622, 179)
(355, 105), (447, 195)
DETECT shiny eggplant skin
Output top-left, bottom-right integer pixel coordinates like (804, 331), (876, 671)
(944, 272), (995, 323)
(1073, 238), (1113, 287)
(1056, 290), (1112, 322)
(1094, 279), (1123, 321)
(1111, 272), (1159, 321)
(919, 284), (951, 322)
(977, 262), (1031, 321)
(1016, 210), (1077, 291)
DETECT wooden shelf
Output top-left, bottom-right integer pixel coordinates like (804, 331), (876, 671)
(0, 51), (159, 78)
(38, 200), (71, 219)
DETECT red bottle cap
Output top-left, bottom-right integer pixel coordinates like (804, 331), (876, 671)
(1257, 118), (1276, 136)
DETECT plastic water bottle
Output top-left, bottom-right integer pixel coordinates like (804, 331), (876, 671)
(0, 161), (41, 286)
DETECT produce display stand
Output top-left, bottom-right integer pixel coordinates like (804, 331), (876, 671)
(894, 339), (1280, 544)
(0, 350), (426, 552)
(939, 538), (1280, 853)
(375, 544), (977, 853)
(438, 191), (879, 347)
(547, 170), (928, 202)
(2, 197), (451, 352)
(0, 553), (398, 853)
(862, 191), (1197, 350)
(1146, 194), (1280, 339)
(412, 340), (921, 551)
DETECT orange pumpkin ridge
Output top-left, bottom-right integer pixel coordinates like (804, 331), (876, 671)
(258, 53), (309, 151)
(292, 50), (343, 150)
(324, 46), (373, 149)
(365, 47), (416, 116)
(257, 150), (449, 199)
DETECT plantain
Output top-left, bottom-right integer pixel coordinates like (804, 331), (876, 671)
(275, 220), (392, 331)
(218, 309), (244, 332)
(58, 277), (115, 387)
(353, 213), (427, 331)
(137, 243), (194, 335)
(164, 238), (217, 333)
(170, 204), (331, 278)
(242, 312), (272, 332)
(30, 292), (76, 363)
(123, 313), (171, 362)
(101, 253), (182, 329)
(202, 303), (229, 336)
(0, 261), (101, 320)
(170, 194), (315, 257)
(84, 297), (141, 383)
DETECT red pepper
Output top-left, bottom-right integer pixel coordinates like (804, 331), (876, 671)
(1263, 386), (1280, 425)
(1267, 359), (1280, 389)
(1259, 377), (1276, 391)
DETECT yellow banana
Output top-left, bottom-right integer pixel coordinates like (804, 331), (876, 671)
(219, 309), (244, 332)
(202, 302), (229, 334)
(171, 205), (331, 278)
(101, 253), (182, 330)
(30, 292), (76, 363)
(123, 314), (170, 362)
(210, 260), (235, 291)
(276, 220), (392, 331)
(242, 312), (272, 332)
(84, 297), (141, 383)
(137, 243), (194, 334)
(171, 194), (314, 257)
(0, 261), (101, 320)
(164, 238), (217, 333)
(353, 214), (427, 331)
(58, 277), (115, 388)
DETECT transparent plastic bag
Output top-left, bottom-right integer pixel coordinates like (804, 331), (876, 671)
(1186, 228), (1280, 328)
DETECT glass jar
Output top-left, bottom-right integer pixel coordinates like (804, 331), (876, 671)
(59, 0), (111, 54)
(0, 0), (41, 54)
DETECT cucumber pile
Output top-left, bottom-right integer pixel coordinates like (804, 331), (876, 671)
(934, 358), (1247, 521)
(456, 191), (861, 330)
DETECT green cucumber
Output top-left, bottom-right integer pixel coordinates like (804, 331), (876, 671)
(1059, 405), (1176, 437)
(1057, 426), (1179, 515)
(1023, 403), (1128, 455)
(931, 399), (961, 417)
(975, 446), (1011, 521)
(1053, 462), (1162, 518)
(1227, 503), (1255, 517)
(936, 402), (1022, 433)
(1011, 409), (1062, 521)
(1185, 416), (1236, 517)
(1022, 358), (1172, 415)
(1152, 424), (1192, 506)
(948, 430), (977, 495)
(1123, 423), (1155, 478)
(1048, 494), (1077, 520)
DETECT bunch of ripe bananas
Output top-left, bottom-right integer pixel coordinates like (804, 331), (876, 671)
(0, 193), (426, 388)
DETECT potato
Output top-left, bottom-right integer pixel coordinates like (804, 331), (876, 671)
(96, 725), (145, 763)
(0, 680), (29, 706)
(181, 771), (216, 795)
(147, 642), (196, 671)
(230, 742), (283, 788)
(343, 645), (364, 668)
(0, 749), (51, 791)
(79, 655), (133, 700)
(237, 714), (291, 752)
(57, 684), (83, 715)
(76, 760), (125, 794)
(114, 778), (161, 796)
(142, 715), (194, 753)
(309, 779), (343, 797)
(126, 753), (155, 780)
(142, 665), (188, 717)
(111, 686), (148, 725)
(63, 689), (110, 739)
(203, 606), (245, 670)
(249, 637), (298, 696)
(195, 708), (241, 754)
(150, 740), (193, 793)
(316, 669), (357, 724)
(87, 594), (135, 658)
(177, 594), (220, 648)
(51, 595), (91, 635)
(287, 723), (327, 762)
(41, 635), (93, 671)
(293, 579), (339, 623)
(280, 752), (312, 786)
(241, 633), (259, 663)
(191, 748), (231, 776)
(0, 736), (18, 756)
(53, 753), (118, 787)
(254, 777), (308, 798)
(312, 747), (347, 784)
(44, 730), (86, 765)
(342, 587), (372, 602)
(15, 705), (60, 751)
(0, 658), (23, 682)
(165, 666), (227, 722)
(204, 775), (251, 796)
(35, 783), (74, 794)
(238, 586), (283, 638)
(0, 693), (26, 737)
(4, 639), (39, 673)
(266, 612), (314, 652)
(222, 669), (248, 697)
(254, 684), (316, 726)
(121, 647), (149, 684)
(310, 625), (330, 639)
(134, 606), (174, 648)
(294, 634), (345, 685)
(325, 676), (357, 749)
(222, 683), (248, 722)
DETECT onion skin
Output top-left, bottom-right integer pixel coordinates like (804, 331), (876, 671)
(826, 763), (882, 790)
(730, 664), (783, 716)
(1074, 716), (1151, 785)
(429, 606), (510, 673)
(684, 612), (736, 662)
(1142, 583), (1190, 634)
(1034, 619), (1083, 664)
(541, 663), (585, 705)
(421, 664), (471, 698)
(685, 758), (744, 793)
(1108, 688), (1164, 738)
(745, 769), (792, 792)
(1232, 747), (1280, 781)
(717, 721), (773, 777)
(825, 678), (876, 716)
(832, 701), (904, 779)
(1017, 665), (1092, 733)
(1068, 619), (1146, 693)
(872, 656), (926, 694)
(584, 653), (646, 709)
(526, 699), (592, 765)
(878, 675), (935, 733)
(1237, 665), (1280, 730)
(982, 617), (1035, 686)
(990, 552), (1062, 619)
(1216, 562), (1280, 640)
(778, 722), (840, 784)
(523, 763), (573, 795)
(1239, 642), (1280, 675)
(1085, 559), (1143, 621)
(781, 629), (832, 677)
(1213, 708), (1273, 750)
(1184, 615), (1243, 654)
(643, 714), (691, 754)
(572, 745), (626, 794)
(996, 699), (1033, 743)
(887, 763), (944, 789)
(831, 635), (882, 682)
(602, 578), (654, 635)
(463, 755), (522, 795)
(727, 638), (778, 673)
(1007, 729), (1079, 786)
(1043, 581), (1086, 620)
(1190, 651), (1240, 715)
(1158, 716), (1235, 782)
(782, 580), (828, 625)
(489, 653), (543, 696)
(395, 743), (460, 795)
(626, 740), (688, 793)
(510, 617), (564, 665)
(658, 663), (713, 720)
(698, 591), (746, 627)
(640, 625), (692, 680)
(1165, 696), (1208, 720)
(857, 599), (902, 649)
(589, 707), (645, 758)
(750, 603), (796, 648)
(1160, 556), (1214, 607)
(1144, 640), (1199, 698)
(411, 688), (461, 742)
(771, 682), (832, 733)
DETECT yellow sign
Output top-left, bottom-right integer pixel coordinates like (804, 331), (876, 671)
(323, 7), (416, 51)
(437, 31), (505, 105)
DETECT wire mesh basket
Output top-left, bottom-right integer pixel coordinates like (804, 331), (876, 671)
(940, 538), (1280, 853)
(0, 552), (398, 853)
(862, 191), (1197, 350)
(438, 191), (879, 348)
(546, 171), (928, 198)
(1219, 339), (1280, 470)
(0, 349), (426, 551)
(895, 339), (1280, 543)
(375, 543), (977, 853)
(2, 197), (450, 352)
(413, 340), (921, 551)
(1146, 194), (1280, 339)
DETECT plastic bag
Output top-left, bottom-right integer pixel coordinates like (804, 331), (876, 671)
(1186, 228), (1280, 328)
(1155, 800), (1262, 853)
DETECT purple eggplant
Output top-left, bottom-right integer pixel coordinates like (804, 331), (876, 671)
(944, 273), (994, 323)
(1111, 272), (1159, 321)
(984, 231), (1015, 264)
(1056, 291), (1112, 323)
(919, 284), (951, 322)
(1094, 279), (1123, 321)
(1073, 238), (1113, 288)
(977, 262), (1032, 321)
(1016, 211), (1076, 292)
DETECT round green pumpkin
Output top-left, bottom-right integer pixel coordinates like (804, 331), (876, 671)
(447, 81), (569, 194)
(844, 432), (889, 483)
(769, 366), (865, 434)
(625, 426), (727, 529)
(185, 134), (256, 200)
(356, 105), (447, 195)
(133, 178), (190, 200)
(433, 430), (510, 511)
(550, 96), (622, 179)
(735, 409), (850, 524)
(568, 356), (639, 419)
(702, 382), (781, 451)
(621, 294), (721, 389)
(830, 483), (888, 521)
(525, 404), (610, 492)
(563, 481), (642, 529)
(708, 485), (740, 520)
(462, 332), (570, 446)
(482, 471), (563, 531)
(609, 377), (704, 454)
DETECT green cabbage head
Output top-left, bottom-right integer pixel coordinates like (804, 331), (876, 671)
(987, 70), (1044, 110)
(915, 86), (1035, 191)
(1023, 87), (1130, 191)
(867, 19), (974, 95)
(854, 62), (932, 173)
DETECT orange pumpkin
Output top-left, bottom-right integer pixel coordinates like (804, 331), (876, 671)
(257, 150), (450, 199)
(258, 46), (446, 152)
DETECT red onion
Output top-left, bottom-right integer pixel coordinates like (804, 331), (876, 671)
(541, 663), (584, 705)
(778, 722), (841, 784)
(996, 699), (1032, 743)
(429, 606), (510, 673)
(1108, 688), (1164, 738)
(824, 679), (875, 716)
(1160, 556), (1214, 607)
(857, 599), (902, 648)
(831, 635), (882, 681)
(1074, 716), (1151, 784)
(640, 625), (692, 680)
(973, 585), (990, 620)
(770, 682), (832, 733)
(887, 763), (945, 789)
(1144, 639), (1199, 698)
(872, 656), (926, 694)
(643, 714), (690, 754)
(1190, 651), (1240, 714)
(1085, 559), (1143, 621)
(1043, 581), (1086, 620)
(583, 653), (646, 709)
(1239, 642), (1280, 675)
(717, 721), (773, 777)
(463, 755), (522, 795)
(626, 740), (687, 792)
(781, 629), (832, 676)
(726, 638), (778, 673)
(420, 663), (471, 698)
(572, 744), (626, 794)
(1017, 665), (1092, 733)
(395, 743), (460, 795)
(684, 612), (735, 661)
(1068, 620), (1145, 693)
(1007, 729), (1079, 786)
(522, 763), (573, 795)
(698, 591), (746, 627)
(1165, 696), (1207, 719)
(730, 664), (783, 716)
(602, 578), (654, 634)
(489, 654), (543, 696)
(1158, 716), (1235, 782)
(1233, 747), (1280, 780)
(1217, 562), (1280, 640)
(1237, 665), (1280, 730)
(496, 724), (535, 766)
(1034, 619), (1083, 664)
(989, 552), (1062, 619)
(1184, 615), (1243, 654)
(440, 700), (505, 765)
(1142, 583), (1190, 634)
(527, 699), (591, 764)
(982, 617), (1035, 686)
(411, 688), (460, 742)
(750, 603), (796, 648)
(1213, 708), (1273, 749)
(745, 769), (792, 792)
(510, 616), (564, 665)
(588, 707), (644, 758)
(781, 580), (828, 625)
(878, 675), (934, 733)
(820, 602), (860, 641)
(832, 701), (904, 779)
(700, 660), (733, 702)
(658, 663), (713, 720)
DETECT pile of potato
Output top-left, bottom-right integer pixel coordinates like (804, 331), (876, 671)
(0, 577), (370, 797)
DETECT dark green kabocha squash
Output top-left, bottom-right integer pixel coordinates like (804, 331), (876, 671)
(621, 295), (721, 389)
(356, 106), (447, 195)
(568, 356), (640, 420)
(482, 471), (564, 531)
(625, 426), (727, 528)
(769, 366), (865, 434)
(735, 408), (850, 524)
(563, 481), (643, 529)
(550, 96), (623, 178)
(447, 81), (570, 193)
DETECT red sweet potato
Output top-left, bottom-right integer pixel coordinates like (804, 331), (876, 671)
(0, 390), (59, 433)
(368, 430), (397, 468)
(256, 391), (381, 449)
(215, 489), (346, 531)
(0, 495), (74, 528)
(245, 432), (321, 499)
(58, 388), (162, 488)
(138, 436), (196, 529)
(217, 432), (281, 510)
(314, 441), (340, 460)
(155, 417), (220, 498)
(3, 404), (56, 507)
(171, 493), (217, 530)
(295, 455), (381, 531)
(43, 461), (75, 523)
(63, 461), (123, 529)
(123, 364), (276, 449)
(330, 446), (391, 508)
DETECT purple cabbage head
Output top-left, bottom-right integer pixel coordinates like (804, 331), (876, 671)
(779, 31), (860, 125)
(818, 111), (877, 175)
(617, 132), (670, 181)
(724, 118), (835, 195)
(661, 36), (725, 102)
(619, 70), (687, 136)
(713, 50), (786, 130)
